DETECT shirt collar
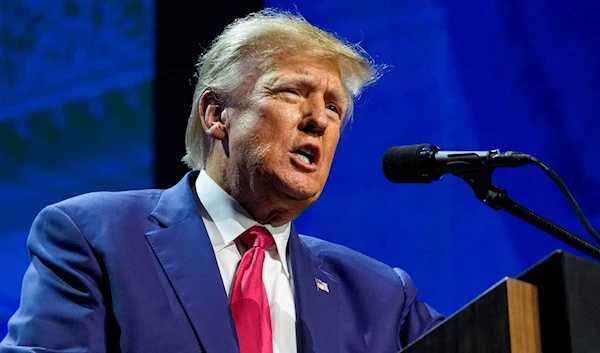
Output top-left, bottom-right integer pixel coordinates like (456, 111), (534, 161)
(195, 169), (291, 278)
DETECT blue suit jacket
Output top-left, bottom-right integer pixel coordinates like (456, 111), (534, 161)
(1, 172), (442, 352)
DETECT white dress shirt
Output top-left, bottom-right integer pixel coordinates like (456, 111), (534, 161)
(195, 170), (297, 353)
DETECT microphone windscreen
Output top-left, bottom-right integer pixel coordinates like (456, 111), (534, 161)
(382, 144), (433, 183)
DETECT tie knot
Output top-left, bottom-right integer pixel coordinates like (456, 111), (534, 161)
(239, 226), (275, 250)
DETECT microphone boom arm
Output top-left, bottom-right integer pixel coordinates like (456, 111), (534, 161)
(463, 174), (600, 262)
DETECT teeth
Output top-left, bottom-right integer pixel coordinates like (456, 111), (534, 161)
(295, 152), (311, 164)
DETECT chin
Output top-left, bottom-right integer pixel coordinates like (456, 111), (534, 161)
(276, 173), (323, 202)
(287, 188), (321, 202)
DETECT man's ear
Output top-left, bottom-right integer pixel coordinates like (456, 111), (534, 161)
(199, 89), (227, 141)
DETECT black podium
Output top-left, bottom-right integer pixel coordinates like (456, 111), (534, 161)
(401, 251), (600, 353)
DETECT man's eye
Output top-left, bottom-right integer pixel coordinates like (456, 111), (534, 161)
(280, 89), (299, 95)
(327, 104), (340, 115)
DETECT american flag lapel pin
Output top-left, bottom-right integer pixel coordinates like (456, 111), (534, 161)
(314, 277), (329, 293)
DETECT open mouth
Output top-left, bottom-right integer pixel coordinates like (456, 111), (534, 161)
(294, 149), (314, 164)
(292, 144), (319, 166)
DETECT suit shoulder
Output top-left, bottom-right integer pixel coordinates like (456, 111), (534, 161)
(299, 234), (403, 285)
(30, 188), (166, 255)
(52, 188), (162, 217)
(38, 188), (164, 244)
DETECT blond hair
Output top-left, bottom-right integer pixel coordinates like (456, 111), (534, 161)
(183, 8), (381, 169)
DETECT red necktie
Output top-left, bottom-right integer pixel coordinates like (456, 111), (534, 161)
(230, 226), (275, 353)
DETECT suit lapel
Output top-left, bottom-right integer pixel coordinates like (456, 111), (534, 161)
(289, 225), (340, 353)
(145, 172), (239, 353)
(144, 172), (341, 353)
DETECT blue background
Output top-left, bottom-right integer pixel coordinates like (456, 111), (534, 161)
(1, 0), (599, 338)
(0, 0), (154, 337)
(267, 0), (600, 316)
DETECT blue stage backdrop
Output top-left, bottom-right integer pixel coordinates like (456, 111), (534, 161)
(0, 0), (154, 337)
(266, 0), (600, 316)
(1, 0), (599, 338)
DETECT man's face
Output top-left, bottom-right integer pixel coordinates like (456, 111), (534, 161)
(225, 55), (348, 206)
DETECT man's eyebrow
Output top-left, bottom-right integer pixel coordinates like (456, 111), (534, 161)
(267, 73), (350, 105)
(267, 73), (314, 88)
(328, 87), (350, 107)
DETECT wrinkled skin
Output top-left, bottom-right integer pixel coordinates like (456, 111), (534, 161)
(201, 55), (349, 226)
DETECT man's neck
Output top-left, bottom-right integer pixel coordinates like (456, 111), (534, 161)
(203, 167), (305, 226)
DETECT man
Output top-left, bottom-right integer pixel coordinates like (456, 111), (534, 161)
(1, 9), (442, 353)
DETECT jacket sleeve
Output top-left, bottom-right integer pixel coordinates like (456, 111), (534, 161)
(0, 205), (107, 353)
(394, 267), (444, 348)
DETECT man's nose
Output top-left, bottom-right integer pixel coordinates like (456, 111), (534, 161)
(298, 97), (329, 136)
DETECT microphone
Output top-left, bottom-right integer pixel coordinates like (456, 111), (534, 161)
(382, 144), (532, 183)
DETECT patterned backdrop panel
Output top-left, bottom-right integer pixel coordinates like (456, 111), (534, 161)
(266, 0), (600, 316)
(0, 0), (154, 336)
